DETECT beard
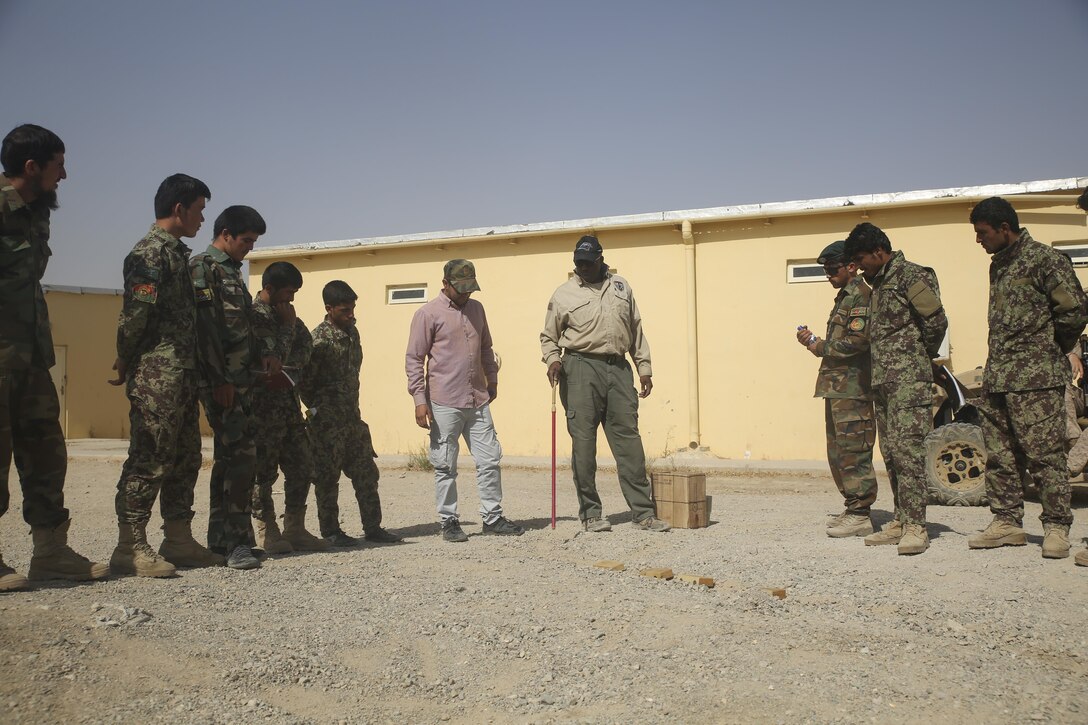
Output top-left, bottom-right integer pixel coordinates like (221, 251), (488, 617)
(38, 189), (59, 211)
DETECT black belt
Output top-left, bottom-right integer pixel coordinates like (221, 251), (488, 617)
(566, 350), (625, 365)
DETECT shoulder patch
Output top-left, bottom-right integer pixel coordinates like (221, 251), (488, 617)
(848, 307), (867, 317)
(195, 287), (214, 306)
(907, 280), (942, 317)
(614, 280), (625, 292)
(848, 318), (866, 332)
(132, 283), (158, 304)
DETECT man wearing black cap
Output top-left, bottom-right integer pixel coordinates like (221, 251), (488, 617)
(796, 240), (878, 538)
(540, 236), (670, 533)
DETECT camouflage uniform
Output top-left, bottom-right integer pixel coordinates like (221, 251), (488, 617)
(191, 245), (275, 553)
(300, 319), (382, 537)
(869, 251), (948, 525)
(250, 300), (314, 520)
(980, 229), (1087, 526)
(812, 275), (877, 515)
(0, 178), (68, 529)
(115, 225), (202, 526)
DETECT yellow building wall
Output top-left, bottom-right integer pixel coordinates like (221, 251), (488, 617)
(44, 290), (129, 439)
(252, 192), (1087, 461)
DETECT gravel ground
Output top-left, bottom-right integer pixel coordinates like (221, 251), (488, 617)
(1, 456), (1087, 725)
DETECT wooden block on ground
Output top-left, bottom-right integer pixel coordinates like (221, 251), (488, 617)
(764, 587), (787, 600)
(651, 472), (706, 504)
(655, 499), (708, 529)
(593, 560), (625, 571)
(639, 567), (674, 580)
(677, 574), (715, 588)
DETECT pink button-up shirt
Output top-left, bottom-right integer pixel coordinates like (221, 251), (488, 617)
(406, 294), (498, 409)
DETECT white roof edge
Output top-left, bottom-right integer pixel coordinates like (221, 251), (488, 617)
(251, 176), (1087, 259)
(43, 284), (123, 296)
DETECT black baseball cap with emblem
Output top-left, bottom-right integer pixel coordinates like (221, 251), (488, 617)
(817, 240), (847, 266)
(573, 235), (603, 261)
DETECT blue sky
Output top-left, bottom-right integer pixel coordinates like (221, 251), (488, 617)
(3, 0), (1086, 288)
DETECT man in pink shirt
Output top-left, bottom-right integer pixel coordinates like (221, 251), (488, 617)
(406, 260), (523, 542)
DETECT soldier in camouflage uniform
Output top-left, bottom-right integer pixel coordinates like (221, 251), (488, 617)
(1077, 189), (1088, 568)
(111, 174), (220, 577)
(966, 197), (1088, 559)
(300, 280), (401, 546)
(249, 261), (329, 553)
(796, 240), (878, 538)
(191, 205), (280, 570)
(845, 223), (948, 556)
(0, 124), (107, 590)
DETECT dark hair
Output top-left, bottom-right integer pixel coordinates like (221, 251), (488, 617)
(213, 205), (266, 238)
(1077, 188), (1088, 212)
(322, 280), (357, 306)
(154, 173), (211, 219)
(262, 261), (303, 291)
(843, 222), (892, 259)
(1, 124), (65, 177)
(969, 196), (1020, 232)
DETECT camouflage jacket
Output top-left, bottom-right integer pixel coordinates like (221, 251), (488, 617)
(984, 229), (1088, 393)
(300, 319), (362, 419)
(813, 275), (872, 400)
(190, 245), (275, 388)
(0, 177), (55, 370)
(116, 225), (197, 371)
(869, 250), (947, 388)
(250, 298), (312, 421)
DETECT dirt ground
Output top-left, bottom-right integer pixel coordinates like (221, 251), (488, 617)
(1, 455), (1087, 725)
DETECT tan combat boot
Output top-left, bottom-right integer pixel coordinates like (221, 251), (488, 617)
(897, 522), (930, 555)
(281, 507), (331, 551)
(110, 522), (176, 577)
(1075, 548), (1088, 567)
(0, 547), (29, 592)
(255, 517), (293, 555)
(159, 519), (225, 568)
(967, 516), (1027, 549)
(1041, 523), (1071, 559)
(827, 513), (874, 538)
(28, 520), (109, 581)
(863, 519), (903, 546)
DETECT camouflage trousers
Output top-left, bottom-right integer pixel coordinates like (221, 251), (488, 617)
(980, 387), (1071, 526)
(201, 388), (257, 552)
(824, 397), (878, 514)
(0, 366), (68, 528)
(873, 381), (932, 525)
(251, 406), (313, 521)
(309, 409), (381, 537)
(115, 364), (201, 525)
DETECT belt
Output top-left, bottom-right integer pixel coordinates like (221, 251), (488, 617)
(565, 350), (625, 365)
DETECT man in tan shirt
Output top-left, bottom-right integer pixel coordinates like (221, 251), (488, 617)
(540, 236), (669, 533)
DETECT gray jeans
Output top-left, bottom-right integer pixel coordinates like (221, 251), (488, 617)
(428, 402), (504, 524)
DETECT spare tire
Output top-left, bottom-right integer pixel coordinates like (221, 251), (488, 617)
(924, 422), (988, 506)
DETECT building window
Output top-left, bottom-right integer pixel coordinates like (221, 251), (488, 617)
(786, 262), (826, 284)
(1054, 242), (1088, 268)
(387, 285), (427, 304)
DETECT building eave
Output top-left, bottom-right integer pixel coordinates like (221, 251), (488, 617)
(249, 176), (1087, 260)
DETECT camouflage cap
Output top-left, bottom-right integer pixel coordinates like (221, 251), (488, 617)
(443, 259), (481, 293)
(817, 240), (847, 266)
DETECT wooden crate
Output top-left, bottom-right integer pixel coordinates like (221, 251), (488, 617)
(655, 499), (708, 528)
(651, 472), (706, 503)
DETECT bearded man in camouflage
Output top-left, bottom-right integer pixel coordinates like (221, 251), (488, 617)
(967, 196), (1088, 560)
(845, 223), (947, 556)
(796, 240), (877, 538)
(0, 124), (107, 590)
